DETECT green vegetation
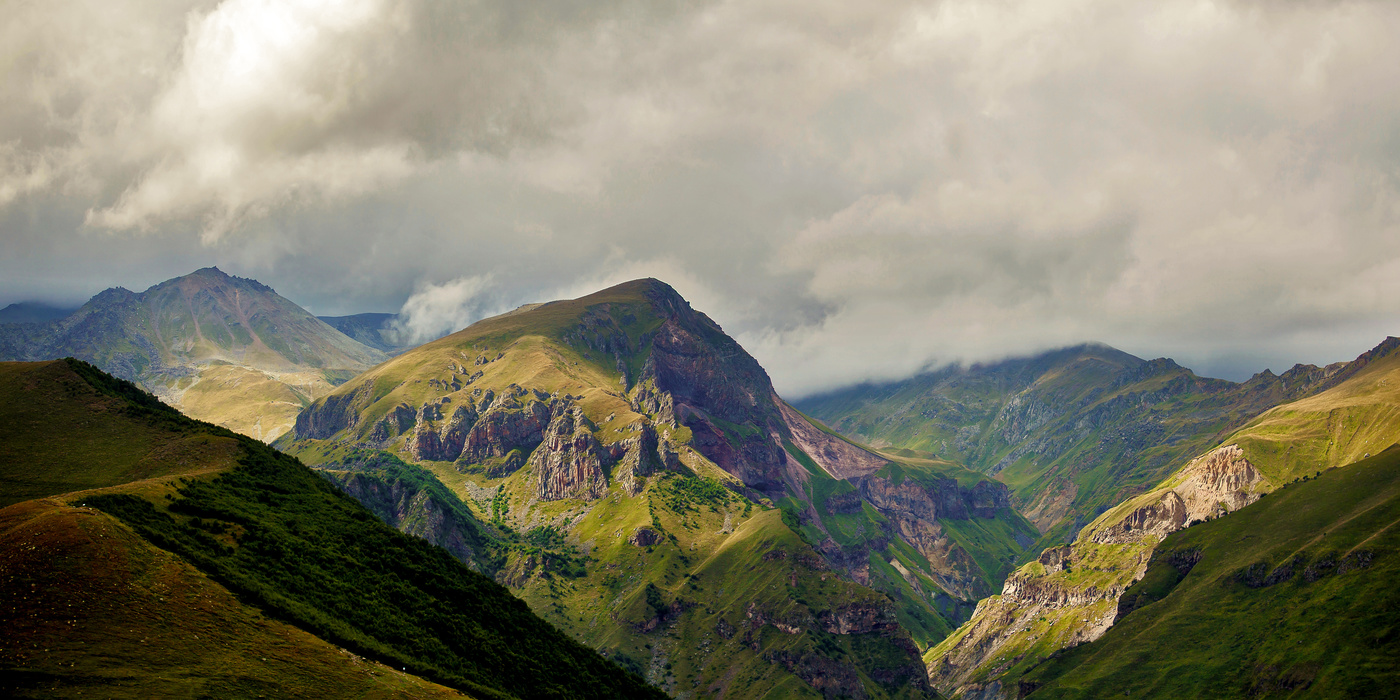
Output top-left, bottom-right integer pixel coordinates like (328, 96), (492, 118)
(0, 498), (462, 699)
(1021, 447), (1400, 698)
(796, 343), (1356, 551)
(0, 359), (241, 507)
(0, 359), (663, 700)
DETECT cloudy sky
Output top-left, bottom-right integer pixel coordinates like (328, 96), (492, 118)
(3, 0), (1399, 396)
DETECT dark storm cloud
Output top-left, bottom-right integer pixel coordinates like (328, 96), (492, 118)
(2, 0), (1399, 394)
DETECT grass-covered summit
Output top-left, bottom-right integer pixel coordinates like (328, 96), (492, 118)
(0, 267), (386, 440)
(0, 358), (664, 699)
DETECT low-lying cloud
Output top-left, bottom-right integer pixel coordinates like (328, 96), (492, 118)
(390, 275), (497, 346)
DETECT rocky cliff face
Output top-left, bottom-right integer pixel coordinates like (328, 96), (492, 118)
(927, 444), (1267, 697)
(532, 406), (609, 501)
(1092, 445), (1263, 545)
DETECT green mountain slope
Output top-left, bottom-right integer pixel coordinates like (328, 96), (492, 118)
(0, 358), (662, 700)
(924, 337), (1400, 697)
(282, 278), (1036, 696)
(1020, 445), (1400, 698)
(0, 268), (386, 440)
(796, 343), (1355, 550)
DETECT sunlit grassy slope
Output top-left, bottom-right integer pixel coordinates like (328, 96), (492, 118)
(0, 359), (663, 700)
(1226, 341), (1400, 484)
(1021, 446), (1400, 698)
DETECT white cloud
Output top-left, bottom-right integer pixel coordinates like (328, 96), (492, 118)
(390, 275), (496, 346)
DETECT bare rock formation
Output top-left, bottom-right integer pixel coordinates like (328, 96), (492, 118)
(532, 406), (609, 501)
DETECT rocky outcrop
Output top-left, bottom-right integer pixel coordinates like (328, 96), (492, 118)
(620, 283), (791, 491)
(777, 399), (887, 479)
(406, 402), (479, 461)
(458, 398), (554, 465)
(856, 473), (1016, 599)
(295, 382), (373, 439)
(614, 422), (665, 495)
(1093, 445), (1264, 545)
(532, 406), (609, 501)
(629, 526), (662, 546)
(928, 445), (1268, 697)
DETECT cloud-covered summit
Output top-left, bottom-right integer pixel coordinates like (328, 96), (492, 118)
(3, 0), (1399, 396)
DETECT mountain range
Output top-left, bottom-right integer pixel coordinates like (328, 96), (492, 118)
(0, 267), (386, 441)
(2, 267), (1399, 698)
(279, 278), (1026, 696)
(796, 344), (1358, 552)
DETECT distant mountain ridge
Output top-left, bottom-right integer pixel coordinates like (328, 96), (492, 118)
(318, 312), (412, 354)
(0, 267), (386, 440)
(796, 342), (1355, 550)
(0, 302), (79, 324)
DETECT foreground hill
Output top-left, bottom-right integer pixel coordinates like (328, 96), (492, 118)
(0, 359), (662, 699)
(797, 343), (1354, 550)
(282, 278), (1035, 696)
(1020, 445), (1400, 698)
(924, 337), (1400, 697)
(0, 268), (386, 440)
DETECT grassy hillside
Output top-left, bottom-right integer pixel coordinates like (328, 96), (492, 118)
(0, 498), (462, 699)
(797, 344), (1356, 551)
(1021, 446), (1400, 698)
(1226, 338), (1400, 484)
(0, 359), (664, 700)
(0, 359), (242, 508)
(0, 267), (386, 441)
(924, 337), (1400, 697)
